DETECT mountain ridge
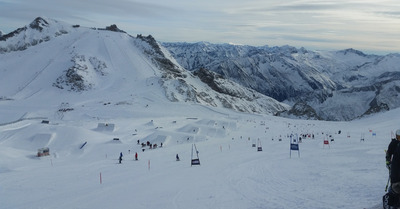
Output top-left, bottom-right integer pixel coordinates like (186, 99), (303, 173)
(162, 42), (400, 120)
(0, 17), (288, 119)
(2, 17), (400, 121)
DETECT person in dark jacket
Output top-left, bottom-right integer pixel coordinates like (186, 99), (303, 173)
(389, 130), (400, 194)
(387, 131), (400, 169)
(119, 152), (123, 164)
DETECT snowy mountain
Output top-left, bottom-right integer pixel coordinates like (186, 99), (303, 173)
(0, 17), (396, 209)
(162, 42), (400, 121)
(0, 17), (288, 116)
(0, 17), (71, 52)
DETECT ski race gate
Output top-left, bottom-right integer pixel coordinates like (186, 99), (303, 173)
(290, 134), (300, 158)
(191, 143), (200, 166)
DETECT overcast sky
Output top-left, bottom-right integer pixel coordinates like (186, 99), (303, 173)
(1, 0), (399, 54)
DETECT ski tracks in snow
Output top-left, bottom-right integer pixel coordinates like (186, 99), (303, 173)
(13, 30), (90, 99)
(225, 153), (336, 209)
(226, 156), (288, 208)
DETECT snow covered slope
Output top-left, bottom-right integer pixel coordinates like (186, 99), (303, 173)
(0, 84), (397, 209)
(163, 42), (400, 121)
(0, 17), (288, 117)
(0, 17), (397, 209)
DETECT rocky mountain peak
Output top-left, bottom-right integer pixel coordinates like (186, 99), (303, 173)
(29, 17), (50, 31)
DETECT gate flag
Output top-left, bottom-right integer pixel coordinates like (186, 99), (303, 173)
(290, 134), (300, 158)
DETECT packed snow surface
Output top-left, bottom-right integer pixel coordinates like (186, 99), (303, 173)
(0, 96), (396, 208)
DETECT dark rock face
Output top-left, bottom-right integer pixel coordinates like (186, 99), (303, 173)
(29, 17), (49, 31)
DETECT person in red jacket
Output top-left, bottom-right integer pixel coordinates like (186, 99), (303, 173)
(135, 152), (138, 161)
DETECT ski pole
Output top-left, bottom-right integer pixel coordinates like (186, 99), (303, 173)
(385, 175), (390, 192)
(385, 149), (390, 192)
(385, 166), (391, 192)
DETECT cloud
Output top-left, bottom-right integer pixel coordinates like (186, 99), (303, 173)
(0, 0), (399, 54)
(0, 0), (178, 28)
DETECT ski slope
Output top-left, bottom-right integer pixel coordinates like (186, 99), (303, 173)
(0, 98), (397, 209)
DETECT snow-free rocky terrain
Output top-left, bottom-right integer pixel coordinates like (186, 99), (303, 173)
(0, 17), (397, 209)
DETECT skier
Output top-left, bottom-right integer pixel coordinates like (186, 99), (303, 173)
(387, 131), (400, 169)
(135, 152), (138, 161)
(119, 152), (123, 164)
(176, 154), (180, 161)
(384, 129), (400, 208)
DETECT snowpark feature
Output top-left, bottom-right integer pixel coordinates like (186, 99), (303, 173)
(0, 101), (397, 209)
(0, 17), (397, 209)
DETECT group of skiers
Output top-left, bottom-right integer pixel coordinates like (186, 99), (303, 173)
(118, 151), (180, 163)
(118, 151), (138, 164)
(384, 129), (400, 208)
(118, 152), (180, 164)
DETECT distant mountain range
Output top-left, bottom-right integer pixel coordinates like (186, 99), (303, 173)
(1, 17), (399, 121)
(162, 42), (400, 120)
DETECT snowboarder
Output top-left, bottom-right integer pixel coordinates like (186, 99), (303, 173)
(135, 152), (138, 161)
(176, 154), (180, 161)
(384, 129), (400, 208)
(119, 152), (123, 164)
